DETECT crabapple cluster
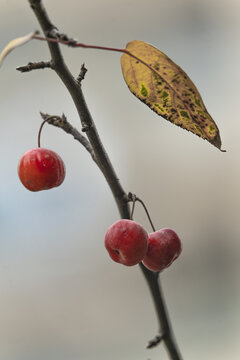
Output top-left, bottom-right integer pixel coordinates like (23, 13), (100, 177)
(104, 220), (182, 272)
(17, 140), (181, 272)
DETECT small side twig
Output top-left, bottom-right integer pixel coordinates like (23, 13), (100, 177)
(147, 332), (165, 349)
(40, 112), (96, 163)
(77, 63), (88, 84)
(16, 60), (52, 72)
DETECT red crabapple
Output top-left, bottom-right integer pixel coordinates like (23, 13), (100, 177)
(142, 228), (182, 272)
(18, 148), (65, 191)
(104, 219), (148, 266)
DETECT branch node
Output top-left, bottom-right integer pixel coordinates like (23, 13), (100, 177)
(77, 63), (88, 84)
(82, 123), (93, 132)
(47, 28), (77, 46)
(127, 192), (136, 202)
(46, 28), (59, 38)
(16, 61), (52, 73)
(146, 332), (165, 349)
(29, 0), (41, 10)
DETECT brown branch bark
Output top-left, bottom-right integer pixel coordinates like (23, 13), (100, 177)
(28, 0), (129, 219)
(16, 60), (52, 72)
(27, 1), (183, 359)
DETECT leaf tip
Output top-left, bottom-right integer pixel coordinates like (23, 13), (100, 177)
(210, 131), (225, 151)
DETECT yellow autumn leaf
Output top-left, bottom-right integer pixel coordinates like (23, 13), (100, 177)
(0, 32), (36, 67)
(121, 40), (223, 150)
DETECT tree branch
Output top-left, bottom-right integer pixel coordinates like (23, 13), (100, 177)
(28, 0), (129, 219)
(27, 1), (183, 359)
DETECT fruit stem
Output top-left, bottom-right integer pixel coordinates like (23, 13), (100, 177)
(128, 192), (156, 232)
(130, 193), (137, 220)
(38, 116), (57, 147)
(136, 197), (156, 232)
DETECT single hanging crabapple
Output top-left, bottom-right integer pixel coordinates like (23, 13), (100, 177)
(18, 148), (65, 191)
(142, 228), (182, 272)
(104, 219), (148, 266)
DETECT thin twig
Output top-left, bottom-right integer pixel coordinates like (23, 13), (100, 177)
(16, 60), (52, 72)
(77, 63), (88, 84)
(147, 332), (165, 349)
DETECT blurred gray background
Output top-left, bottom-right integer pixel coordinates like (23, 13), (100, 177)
(0, 1), (239, 359)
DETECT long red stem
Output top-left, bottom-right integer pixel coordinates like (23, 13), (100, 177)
(32, 35), (161, 79)
(33, 35), (125, 53)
